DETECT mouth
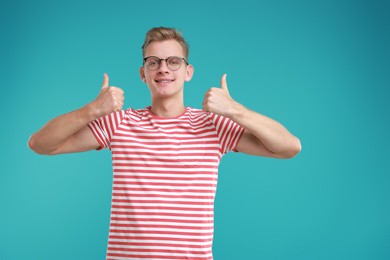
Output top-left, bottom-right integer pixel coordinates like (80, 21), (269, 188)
(155, 78), (175, 83)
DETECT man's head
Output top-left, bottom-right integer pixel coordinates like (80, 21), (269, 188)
(140, 27), (194, 100)
(142, 27), (189, 60)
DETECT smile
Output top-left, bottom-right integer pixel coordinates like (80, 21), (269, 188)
(155, 79), (174, 83)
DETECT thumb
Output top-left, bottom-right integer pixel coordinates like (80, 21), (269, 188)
(102, 73), (109, 89)
(220, 73), (228, 91)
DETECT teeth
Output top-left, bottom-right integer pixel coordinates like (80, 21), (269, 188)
(158, 80), (172, 83)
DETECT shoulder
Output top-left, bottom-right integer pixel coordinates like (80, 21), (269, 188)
(122, 107), (150, 121)
(185, 107), (237, 126)
(186, 107), (211, 118)
(185, 107), (214, 123)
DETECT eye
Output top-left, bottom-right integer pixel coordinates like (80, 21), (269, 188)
(168, 57), (181, 65)
(146, 58), (159, 66)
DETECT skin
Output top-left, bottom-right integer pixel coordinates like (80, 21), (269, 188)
(140, 40), (194, 118)
(28, 39), (301, 158)
(203, 75), (301, 158)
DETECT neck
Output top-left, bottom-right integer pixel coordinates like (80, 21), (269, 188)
(150, 98), (185, 118)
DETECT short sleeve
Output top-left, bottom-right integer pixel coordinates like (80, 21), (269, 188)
(209, 113), (245, 154)
(87, 110), (126, 150)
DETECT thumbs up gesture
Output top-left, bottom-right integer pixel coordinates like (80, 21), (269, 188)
(202, 74), (236, 117)
(92, 73), (125, 118)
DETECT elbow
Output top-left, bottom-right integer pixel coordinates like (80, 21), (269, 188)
(281, 137), (302, 159)
(28, 134), (42, 154)
(28, 134), (53, 155)
(27, 134), (38, 153)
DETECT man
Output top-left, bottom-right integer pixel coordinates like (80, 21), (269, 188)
(29, 27), (301, 260)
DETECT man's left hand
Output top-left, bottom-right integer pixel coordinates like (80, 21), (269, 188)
(202, 74), (237, 117)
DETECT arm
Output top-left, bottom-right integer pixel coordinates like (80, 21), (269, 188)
(28, 73), (124, 155)
(202, 74), (301, 159)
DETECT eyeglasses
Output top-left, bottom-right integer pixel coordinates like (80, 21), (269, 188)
(143, 56), (188, 71)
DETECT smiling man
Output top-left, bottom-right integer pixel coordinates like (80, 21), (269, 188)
(28, 27), (301, 260)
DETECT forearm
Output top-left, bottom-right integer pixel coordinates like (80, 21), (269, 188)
(228, 101), (301, 157)
(28, 103), (98, 154)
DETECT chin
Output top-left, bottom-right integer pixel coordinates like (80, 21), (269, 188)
(152, 87), (182, 98)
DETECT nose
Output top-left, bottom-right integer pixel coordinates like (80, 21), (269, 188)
(157, 59), (170, 73)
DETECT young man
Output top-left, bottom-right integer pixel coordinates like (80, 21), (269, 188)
(29, 27), (301, 260)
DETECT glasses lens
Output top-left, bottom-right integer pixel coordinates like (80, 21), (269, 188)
(167, 57), (182, 71)
(145, 57), (160, 70)
(144, 56), (185, 71)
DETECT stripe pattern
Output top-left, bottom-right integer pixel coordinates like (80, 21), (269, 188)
(88, 107), (244, 260)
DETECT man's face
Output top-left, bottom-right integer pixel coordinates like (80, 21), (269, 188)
(140, 40), (194, 99)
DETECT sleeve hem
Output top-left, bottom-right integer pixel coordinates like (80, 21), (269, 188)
(87, 123), (105, 151)
(232, 126), (245, 153)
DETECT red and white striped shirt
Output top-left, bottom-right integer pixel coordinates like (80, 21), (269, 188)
(88, 106), (244, 260)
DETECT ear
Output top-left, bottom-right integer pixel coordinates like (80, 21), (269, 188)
(140, 66), (146, 83)
(184, 64), (194, 82)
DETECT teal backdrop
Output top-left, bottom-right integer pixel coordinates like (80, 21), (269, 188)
(1, 0), (389, 259)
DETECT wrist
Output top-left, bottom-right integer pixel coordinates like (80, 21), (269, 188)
(82, 102), (102, 122)
(227, 101), (245, 120)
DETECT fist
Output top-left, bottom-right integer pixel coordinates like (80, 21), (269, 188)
(93, 73), (125, 117)
(202, 74), (234, 117)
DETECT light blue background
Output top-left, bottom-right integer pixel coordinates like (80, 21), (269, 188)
(1, 0), (389, 259)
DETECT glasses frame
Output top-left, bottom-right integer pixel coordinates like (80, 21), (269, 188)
(143, 56), (189, 71)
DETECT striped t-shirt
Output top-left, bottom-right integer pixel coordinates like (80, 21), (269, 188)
(88, 106), (244, 260)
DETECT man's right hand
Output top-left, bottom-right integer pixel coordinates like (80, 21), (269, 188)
(91, 73), (125, 118)
(28, 73), (125, 155)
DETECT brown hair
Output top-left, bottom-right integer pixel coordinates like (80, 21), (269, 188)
(142, 27), (189, 60)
